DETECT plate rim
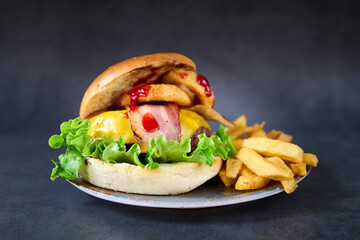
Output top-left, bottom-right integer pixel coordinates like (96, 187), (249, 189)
(68, 167), (311, 209)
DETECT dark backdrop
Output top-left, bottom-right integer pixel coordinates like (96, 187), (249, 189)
(1, 1), (359, 239)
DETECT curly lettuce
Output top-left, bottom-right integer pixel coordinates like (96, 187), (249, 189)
(49, 117), (236, 181)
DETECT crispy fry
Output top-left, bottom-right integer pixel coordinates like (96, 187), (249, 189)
(239, 137), (304, 163)
(290, 163), (307, 176)
(228, 128), (246, 139)
(277, 133), (293, 143)
(239, 165), (256, 177)
(280, 179), (298, 194)
(265, 156), (294, 177)
(218, 114), (318, 194)
(219, 168), (237, 187)
(265, 157), (299, 193)
(243, 122), (266, 135)
(226, 158), (243, 179)
(231, 139), (243, 151)
(229, 121), (265, 139)
(248, 128), (268, 138)
(235, 148), (294, 181)
(267, 129), (281, 139)
(267, 130), (293, 143)
(235, 176), (270, 190)
(303, 153), (318, 167)
(232, 115), (247, 128)
(235, 166), (270, 190)
(227, 115), (247, 135)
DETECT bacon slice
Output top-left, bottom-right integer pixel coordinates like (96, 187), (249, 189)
(128, 103), (181, 152)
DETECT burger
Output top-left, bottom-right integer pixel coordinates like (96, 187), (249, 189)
(49, 53), (236, 195)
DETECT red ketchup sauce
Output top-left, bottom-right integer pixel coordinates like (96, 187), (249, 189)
(179, 72), (188, 79)
(196, 74), (212, 97)
(123, 111), (129, 118)
(128, 104), (139, 111)
(128, 84), (151, 105)
(142, 112), (159, 132)
(134, 69), (157, 86)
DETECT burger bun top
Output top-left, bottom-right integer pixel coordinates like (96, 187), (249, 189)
(79, 53), (196, 118)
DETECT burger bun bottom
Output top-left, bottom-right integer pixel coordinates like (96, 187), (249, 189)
(79, 157), (222, 195)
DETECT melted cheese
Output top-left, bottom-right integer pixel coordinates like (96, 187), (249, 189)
(88, 109), (210, 143)
(88, 111), (138, 143)
(179, 109), (210, 141)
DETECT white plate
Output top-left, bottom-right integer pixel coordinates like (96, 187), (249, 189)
(68, 167), (311, 209)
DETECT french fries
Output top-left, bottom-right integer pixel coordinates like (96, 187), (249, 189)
(266, 156), (293, 175)
(266, 157), (299, 194)
(218, 114), (318, 194)
(231, 139), (243, 151)
(303, 153), (318, 167)
(280, 179), (298, 194)
(243, 122), (266, 135)
(238, 137), (304, 163)
(235, 166), (270, 190)
(227, 115), (247, 133)
(290, 163), (307, 176)
(226, 115), (247, 138)
(248, 128), (268, 138)
(236, 148), (294, 181)
(267, 130), (293, 143)
(219, 168), (237, 187)
(226, 158), (243, 179)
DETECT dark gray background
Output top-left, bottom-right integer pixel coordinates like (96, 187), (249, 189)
(1, 0), (359, 239)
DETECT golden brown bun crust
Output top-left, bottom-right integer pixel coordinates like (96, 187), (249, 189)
(80, 53), (196, 118)
(79, 157), (222, 195)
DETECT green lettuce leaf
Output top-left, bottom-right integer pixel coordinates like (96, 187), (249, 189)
(48, 117), (91, 149)
(49, 117), (236, 181)
(144, 125), (236, 166)
(211, 124), (237, 159)
(50, 146), (84, 181)
(145, 134), (215, 166)
(83, 136), (147, 168)
(49, 118), (92, 180)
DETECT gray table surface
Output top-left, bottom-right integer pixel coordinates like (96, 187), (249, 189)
(1, 1), (359, 239)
